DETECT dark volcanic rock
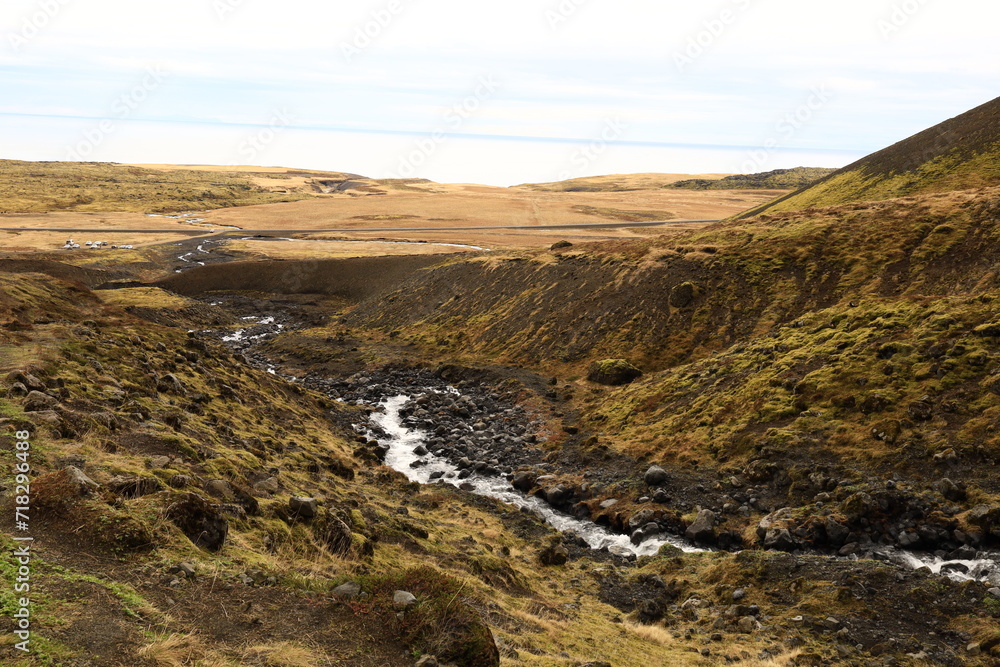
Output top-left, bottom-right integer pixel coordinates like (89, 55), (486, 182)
(165, 493), (229, 552)
(685, 509), (717, 545)
(764, 527), (798, 552)
(669, 281), (696, 308)
(643, 465), (669, 486)
(586, 359), (643, 386)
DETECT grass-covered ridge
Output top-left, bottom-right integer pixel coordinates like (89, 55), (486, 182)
(3, 271), (842, 665)
(666, 167), (836, 191)
(0, 160), (317, 213)
(345, 186), (1000, 375)
(742, 95), (1000, 216)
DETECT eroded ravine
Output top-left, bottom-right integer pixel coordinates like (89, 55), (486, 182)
(204, 303), (1000, 582)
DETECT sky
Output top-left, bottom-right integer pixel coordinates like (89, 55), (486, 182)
(0, 0), (997, 186)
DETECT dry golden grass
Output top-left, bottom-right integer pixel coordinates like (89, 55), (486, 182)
(98, 287), (192, 309)
(0, 161), (782, 253)
(137, 632), (225, 666)
(225, 238), (487, 260)
(621, 620), (674, 645)
(242, 641), (327, 667)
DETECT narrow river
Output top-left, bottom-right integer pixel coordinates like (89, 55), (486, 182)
(208, 311), (1000, 583)
(369, 395), (702, 558)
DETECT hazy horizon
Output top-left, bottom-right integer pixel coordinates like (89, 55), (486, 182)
(2, 0), (997, 186)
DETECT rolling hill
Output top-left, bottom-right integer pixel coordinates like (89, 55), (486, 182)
(741, 95), (1000, 217)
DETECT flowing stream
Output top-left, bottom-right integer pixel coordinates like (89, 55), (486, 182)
(201, 310), (1000, 581)
(367, 393), (1000, 581)
(369, 395), (702, 558)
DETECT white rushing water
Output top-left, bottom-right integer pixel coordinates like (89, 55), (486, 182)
(370, 395), (703, 558)
(370, 393), (1000, 577)
(220, 315), (284, 343)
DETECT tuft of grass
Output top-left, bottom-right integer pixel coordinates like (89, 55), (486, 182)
(242, 641), (327, 667)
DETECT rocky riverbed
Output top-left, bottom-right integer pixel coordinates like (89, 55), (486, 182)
(197, 299), (1000, 584)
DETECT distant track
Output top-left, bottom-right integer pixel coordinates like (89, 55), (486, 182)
(0, 219), (721, 234)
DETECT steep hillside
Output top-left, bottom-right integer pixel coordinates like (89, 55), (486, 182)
(666, 168), (836, 191)
(6, 269), (1000, 665)
(342, 187), (1000, 375)
(742, 96), (1000, 217)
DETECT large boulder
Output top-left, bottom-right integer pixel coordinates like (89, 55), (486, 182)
(23, 390), (59, 412)
(968, 504), (1000, 534)
(669, 282), (697, 308)
(539, 543), (569, 566)
(8, 371), (45, 392)
(543, 485), (572, 507)
(316, 511), (353, 556)
(628, 508), (656, 532)
(764, 528), (798, 552)
(644, 465), (669, 486)
(685, 509), (717, 545)
(511, 471), (536, 493)
(165, 493), (229, 552)
(289, 496), (319, 519)
(756, 508), (793, 540)
(586, 359), (643, 386)
(824, 517), (850, 547)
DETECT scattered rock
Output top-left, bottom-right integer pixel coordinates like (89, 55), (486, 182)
(165, 493), (229, 552)
(150, 455), (172, 469)
(108, 475), (164, 499)
(685, 509), (717, 544)
(764, 528), (798, 552)
(64, 466), (100, 495)
(316, 512), (353, 556)
(539, 543), (569, 566)
(253, 476), (280, 494)
(169, 475), (193, 489)
(669, 281), (696, 308)
(643, 465), (669, 486)
(156, 373), (186, 394)
(23, 390), (59, 412)
(907, 400), (933, 421)
(203, 479), (235, 501)
(393, 590), (418, 608)
(333, 581), (362, 598)
(289, 496), (319, 519)
(586, 359), (643, 386)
